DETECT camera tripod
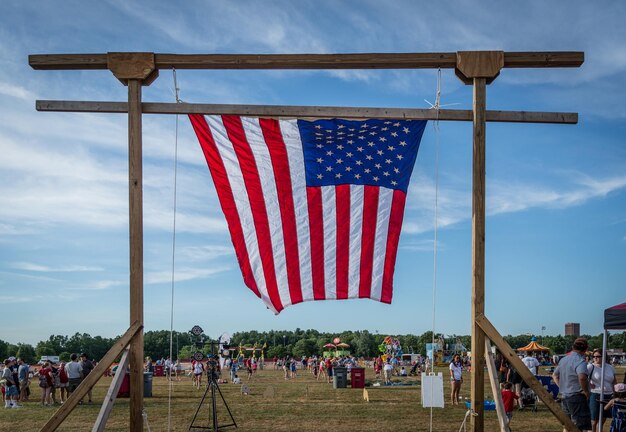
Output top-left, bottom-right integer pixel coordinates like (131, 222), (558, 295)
(189, 370), (237, 431)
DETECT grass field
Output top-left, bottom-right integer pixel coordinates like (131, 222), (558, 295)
(3, 365), (616, 431)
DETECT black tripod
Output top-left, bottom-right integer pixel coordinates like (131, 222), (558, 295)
(189, 367), (237, 431)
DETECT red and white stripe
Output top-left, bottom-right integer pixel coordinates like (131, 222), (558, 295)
(189, 114), (408, 313)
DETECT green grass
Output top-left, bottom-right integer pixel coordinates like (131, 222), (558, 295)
(3, 365), (616, 431)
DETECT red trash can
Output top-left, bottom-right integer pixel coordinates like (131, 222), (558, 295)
(117, 372), (130, 397)
(154, 365), (164, 377)
(350, 367), (365, 389)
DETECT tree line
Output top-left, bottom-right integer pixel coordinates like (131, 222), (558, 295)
(2, 329), (624, 365)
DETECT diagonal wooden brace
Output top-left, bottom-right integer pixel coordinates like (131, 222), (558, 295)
(40, 321), (143, 432)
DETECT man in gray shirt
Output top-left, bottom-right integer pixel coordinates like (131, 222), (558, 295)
(65, 353), (83, 396)
(553, 338), (591, 431)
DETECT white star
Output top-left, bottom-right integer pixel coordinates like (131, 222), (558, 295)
(377, 150), (384, 155)
(403, 127), (410, 133)
(375, 163), (381, 169)
(316, 137), (322, 140)
(355, 173), (361, 179)
(361, 123), (369, 128)
(337, 144), (344, 150)
(357, 146), (364, 152)
(326, 150), (333, 156)
(346, 152), (353, 157)
(326, 129), (332, 133)
(336, 158), (343, 164)
(384, 121), (392, 125)
(379, 136), (387, 142)
(326, 166), (333, 172)
(368, 142), (375, 147)
(366, 155), (373, 160)
(391, 180), (398, 186)
(388, 145), (395, 151)
(393, 122), (400, 127)
(381, 127), (389, 131)
(383, 171), (390, 176)
(385, 159), (392, 164)
(315, 124), (322, 129)
(347, 140), (354, 144)
(399, 141), (407, 146)
(338, 124), (345, 129)
(364, 168), (371, 174)
(335, 173), (342, 178)
(315, 132), (323, 136)
(349, 128), (355, 132)
(316, 157), (324, 163)
(317, 174), (323, 179)
(373, 176), (379, 181)
(358, 136), (365, 140)
(337, 131), (345, 135)
(355, 160), (363, 165)
(396, 154), (404, 160)
(316, 144), (323, 148)
(391, 132), (398, 137)
(394, 167), (400, 174)
(369, 131), (377, 136)
(345, 166), (352, 172)
(348, 134), (354, 137)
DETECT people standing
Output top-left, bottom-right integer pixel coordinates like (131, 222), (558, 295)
(57, 362), (69, 404)
(383, 360), (393, 385)
(37, 362), (53, 406)
(588, 349), (617, 432)
(3, 359), (21, 408)
(552, 338), (592, 432)
(80, 353), (94, 404)
(65, 354), (83, 399)
(522, 352), (541, 376)
(17, 358), (30, 402)
(449, 354), (464, 405)
(193, 360), (204, 389)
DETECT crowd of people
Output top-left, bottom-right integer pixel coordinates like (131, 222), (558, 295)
(1, 353), (96, 409)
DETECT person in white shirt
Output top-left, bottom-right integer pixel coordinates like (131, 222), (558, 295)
(588, 349), (617, 432)
(521, 353), (540, 375)
(383, 361), (393, 385)
(449, 355), (464, 405)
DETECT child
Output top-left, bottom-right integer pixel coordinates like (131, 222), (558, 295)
(605, 383), (626, 432)
(501, 382), (519, 426)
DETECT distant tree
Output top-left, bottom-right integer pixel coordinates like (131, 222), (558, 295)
(16, 343), (36, 364)
(353, 331), (377, 357)
(292, 338), (318, 358)
(0, 339), (8, 359)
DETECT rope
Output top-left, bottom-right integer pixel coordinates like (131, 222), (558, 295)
(458, 409), (478, 432)
(142, 409), (153, 432)
(428, 68), (442, 432)
(167, 68), (182, 432)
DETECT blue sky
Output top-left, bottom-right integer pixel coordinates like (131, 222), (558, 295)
(1, 1), (624, 346)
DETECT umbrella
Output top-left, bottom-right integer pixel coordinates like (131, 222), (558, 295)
(336, 343), (350, 348)
(323, 343), (336, 349)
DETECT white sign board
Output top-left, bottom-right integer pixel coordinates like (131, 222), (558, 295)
(421, 372), (444, 408)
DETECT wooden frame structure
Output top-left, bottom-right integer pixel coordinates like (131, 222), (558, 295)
(30, 50), (583, 432)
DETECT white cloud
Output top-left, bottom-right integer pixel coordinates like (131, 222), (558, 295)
(145, 266), (232, 285)
(9, 262), (103, 272)
(0, 81), (37, 101)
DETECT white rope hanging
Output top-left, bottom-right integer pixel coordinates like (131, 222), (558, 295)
(166, 68), (182, 432)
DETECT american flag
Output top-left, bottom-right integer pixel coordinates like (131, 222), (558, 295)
(189, 114), (427, 313)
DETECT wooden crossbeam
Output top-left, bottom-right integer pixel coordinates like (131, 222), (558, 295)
(475, 314), (580, 432)
(35, 100), (578, 124)
(40, 321), (142, 432)
(92, 348), (130, 432)
(29, 51), (583, 71)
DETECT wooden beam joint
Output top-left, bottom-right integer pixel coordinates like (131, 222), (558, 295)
(107, 52), (158, 86)
(456, 51), (504, 85)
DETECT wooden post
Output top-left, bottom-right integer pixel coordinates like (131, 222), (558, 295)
(470, 76), (487, 432)
(128, 78), (144, 432)
(485, 340), (510, 432)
